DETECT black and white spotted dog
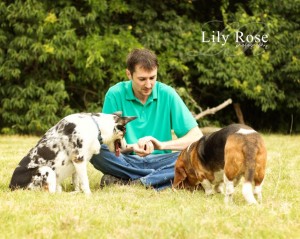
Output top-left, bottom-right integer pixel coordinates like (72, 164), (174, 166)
(9, 112), (136, 194)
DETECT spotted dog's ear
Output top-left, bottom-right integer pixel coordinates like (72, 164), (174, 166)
(113, 112), (137, 125)
(112, 111), (122, 117)
(112, 111), (125, 124)
(118, 116), (137, 125)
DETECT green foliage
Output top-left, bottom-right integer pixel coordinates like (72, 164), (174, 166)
(0, 0), (140, 134)
(0, 0), (299, 134)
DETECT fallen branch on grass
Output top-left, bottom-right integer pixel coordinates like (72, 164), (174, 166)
(194, 98), (233, 120)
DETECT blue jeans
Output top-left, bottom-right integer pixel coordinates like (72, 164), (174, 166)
(90, 145), (180, 190)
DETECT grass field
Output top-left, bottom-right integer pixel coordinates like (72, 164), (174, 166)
(0, 134), (299, 239)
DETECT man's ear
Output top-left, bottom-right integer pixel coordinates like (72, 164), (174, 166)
(126, 69), (132, 80)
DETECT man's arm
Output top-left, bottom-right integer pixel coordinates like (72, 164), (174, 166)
(122, 127), (202, 157)
(137, 126), (203, 152)
(159, 126), (203, 151)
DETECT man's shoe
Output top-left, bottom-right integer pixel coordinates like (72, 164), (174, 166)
(100, 174), (129, 188)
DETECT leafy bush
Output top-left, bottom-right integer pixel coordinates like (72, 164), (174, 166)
(0, 0), (299, 134)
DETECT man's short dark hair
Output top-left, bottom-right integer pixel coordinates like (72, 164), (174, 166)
(126, 48), (159, 74)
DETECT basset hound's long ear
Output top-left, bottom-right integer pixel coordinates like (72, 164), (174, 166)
(173, 167), (187, 188)
(173, 156), (187, 189)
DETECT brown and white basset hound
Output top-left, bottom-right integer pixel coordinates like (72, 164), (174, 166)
(173, 124), (267, 204)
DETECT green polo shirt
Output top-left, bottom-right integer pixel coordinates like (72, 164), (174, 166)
(102, 81), (198, 154)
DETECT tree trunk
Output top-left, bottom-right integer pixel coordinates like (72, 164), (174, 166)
(233, 103), (245, 124)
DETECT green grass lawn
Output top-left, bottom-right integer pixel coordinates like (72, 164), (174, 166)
(0, 134), (299, 239)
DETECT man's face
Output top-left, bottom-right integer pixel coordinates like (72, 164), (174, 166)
(126, 64), (157, 102)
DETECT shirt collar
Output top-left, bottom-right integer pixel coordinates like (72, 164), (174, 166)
(126, 81), (158, 103)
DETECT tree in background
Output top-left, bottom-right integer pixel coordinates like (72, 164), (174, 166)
(0, 0), (140, 134)
(0, 0), (299, 134)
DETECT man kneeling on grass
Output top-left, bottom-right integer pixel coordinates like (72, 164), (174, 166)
(90, 48), (203, 190)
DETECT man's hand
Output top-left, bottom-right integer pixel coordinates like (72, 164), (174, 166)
(122, 136), (164, 157)
(139, 136), (165, 150)
(134, 137), (155, 157)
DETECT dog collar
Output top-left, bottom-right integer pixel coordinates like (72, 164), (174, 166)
(91, 116), (103, 144)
